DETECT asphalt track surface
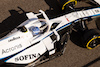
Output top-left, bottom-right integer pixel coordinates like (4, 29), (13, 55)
(0, 0), (100, 67)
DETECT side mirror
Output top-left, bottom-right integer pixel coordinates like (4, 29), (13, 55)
(51, 23), (59, 30)
(17, 26), (27, 32)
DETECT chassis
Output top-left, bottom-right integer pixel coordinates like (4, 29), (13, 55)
(0, 0), (100, 67)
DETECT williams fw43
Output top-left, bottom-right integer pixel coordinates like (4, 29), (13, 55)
(1, 2), (100, 67)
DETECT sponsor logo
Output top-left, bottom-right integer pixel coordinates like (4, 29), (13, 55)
(8, 37), (20, 42)
(95, 9), (100, 13)
(2, 44), (22, 54)
(15, 53), (40, 62)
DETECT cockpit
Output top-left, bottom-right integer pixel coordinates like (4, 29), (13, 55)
(30, 19), (48, 36)
(17, 19), (48, 36)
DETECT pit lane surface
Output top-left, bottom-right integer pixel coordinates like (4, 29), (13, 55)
(0, 0), (100, 67)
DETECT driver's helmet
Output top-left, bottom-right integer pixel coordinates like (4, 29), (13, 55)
(30, 26), (40, 36)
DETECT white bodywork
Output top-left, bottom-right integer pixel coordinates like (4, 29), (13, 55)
(94, 0), (100, 5)
(0, 7), (100, 64)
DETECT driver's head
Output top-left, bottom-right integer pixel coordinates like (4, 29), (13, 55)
(30, 26), (40, 36)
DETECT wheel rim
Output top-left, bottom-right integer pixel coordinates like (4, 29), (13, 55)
(86, 35), (100, 49)
(62, 0), (77, 10)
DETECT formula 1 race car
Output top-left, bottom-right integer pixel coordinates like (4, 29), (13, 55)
(0, 0), (100, 67)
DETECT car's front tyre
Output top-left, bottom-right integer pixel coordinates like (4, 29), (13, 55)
(83, 29), (100, 49)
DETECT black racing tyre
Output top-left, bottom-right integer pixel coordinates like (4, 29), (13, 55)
(57, 0), (77, 12)
(58, 0), (77, 13)
(83, 29), (100, 49)
(96, 18), (100, 30)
